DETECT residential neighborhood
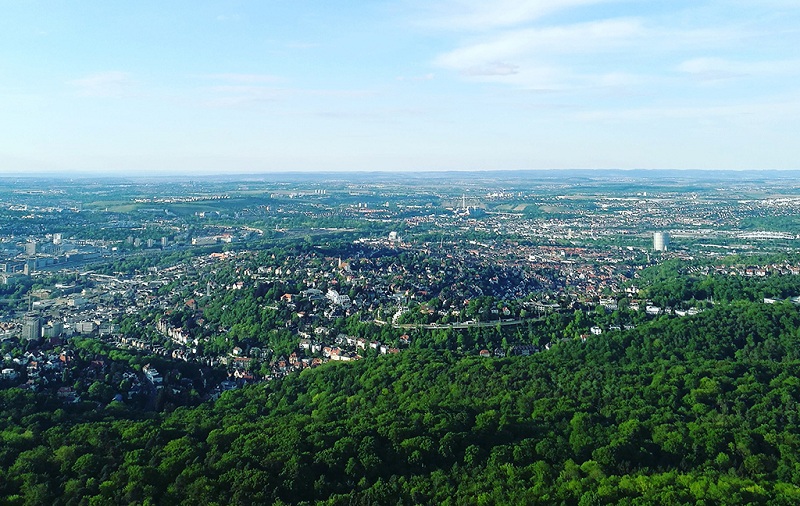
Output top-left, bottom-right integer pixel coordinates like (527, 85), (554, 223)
(3, 173), (800, 411)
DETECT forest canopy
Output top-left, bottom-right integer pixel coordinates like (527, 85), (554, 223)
(3, 300), (800, 504)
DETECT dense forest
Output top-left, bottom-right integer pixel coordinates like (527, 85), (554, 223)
(4, 300), (800, 504)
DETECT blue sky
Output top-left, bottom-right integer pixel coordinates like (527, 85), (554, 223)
(1, 0), (799, 174)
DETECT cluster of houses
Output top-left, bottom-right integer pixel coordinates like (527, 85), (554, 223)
(0, 345), (146, 405)
(2, 349), (70, 386)
(702, 263), (800, 277)
(299, 333), (401, 361)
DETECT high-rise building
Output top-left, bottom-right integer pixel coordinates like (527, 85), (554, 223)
(21, 314), (41, 341)
(653, 232), (670, 252)
(43, 321), (64, 339)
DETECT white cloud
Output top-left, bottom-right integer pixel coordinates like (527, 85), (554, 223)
(434, 18), (644, 87)
(200, 73), (283, 84)
(425, 0), (780, 93)
(654, 25), (760, 51)
(436, 18), (643, 69)
(196, 74), (287, 106)
(201, 84), (289, 108)
(574, 95), (800, 122)
(423, 0), (623, 30)
(201, 82), (375, 109)
(463, 62), (519, 76)
(463, 64), (565, 89)
(396, 73), (436, 81)
(677, 57), (800, 81)
(595, 72), (643, 87)
(722, 0), (800, 9)
(69, 71), (132, 97)
(430, 3), (772, 91)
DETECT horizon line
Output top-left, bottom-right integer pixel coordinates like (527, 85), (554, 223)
(2, 167), (800, 180)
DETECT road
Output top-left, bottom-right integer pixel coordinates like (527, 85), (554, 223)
(389, 318), (538, 330)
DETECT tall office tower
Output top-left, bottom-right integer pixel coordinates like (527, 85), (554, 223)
(21, 314), (41, 341)
(653, 232), (670, 252)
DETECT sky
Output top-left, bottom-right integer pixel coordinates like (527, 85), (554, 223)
(1, 0), (799, 175)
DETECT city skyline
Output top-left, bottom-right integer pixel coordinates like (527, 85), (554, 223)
(2, 0), (800, 175)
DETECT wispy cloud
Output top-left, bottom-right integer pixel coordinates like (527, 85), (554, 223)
(396, 73), (436, 81)
(199, 73), (284, 84)
(195, 74), (286, 106)
(435, 18), (643, 72)
(422, 0), (622, 30)
(69, 71), (132, 97)
(677, 57), (800, 81)
(206, 85), (285, 104)
(723, 0), (800, 9)
(200, 79), (375, 109)
(313, 106), (428, 120)
(428, 0), (778, 94)
(574, 95), (800, 122)
(463, 62), (519, 76)
(433, 17), (646, 89)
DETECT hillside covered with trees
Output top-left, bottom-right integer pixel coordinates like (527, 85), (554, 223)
(4, 300), (800, 504)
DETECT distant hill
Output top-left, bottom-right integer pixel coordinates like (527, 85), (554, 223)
(4, 168), (800, 184)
